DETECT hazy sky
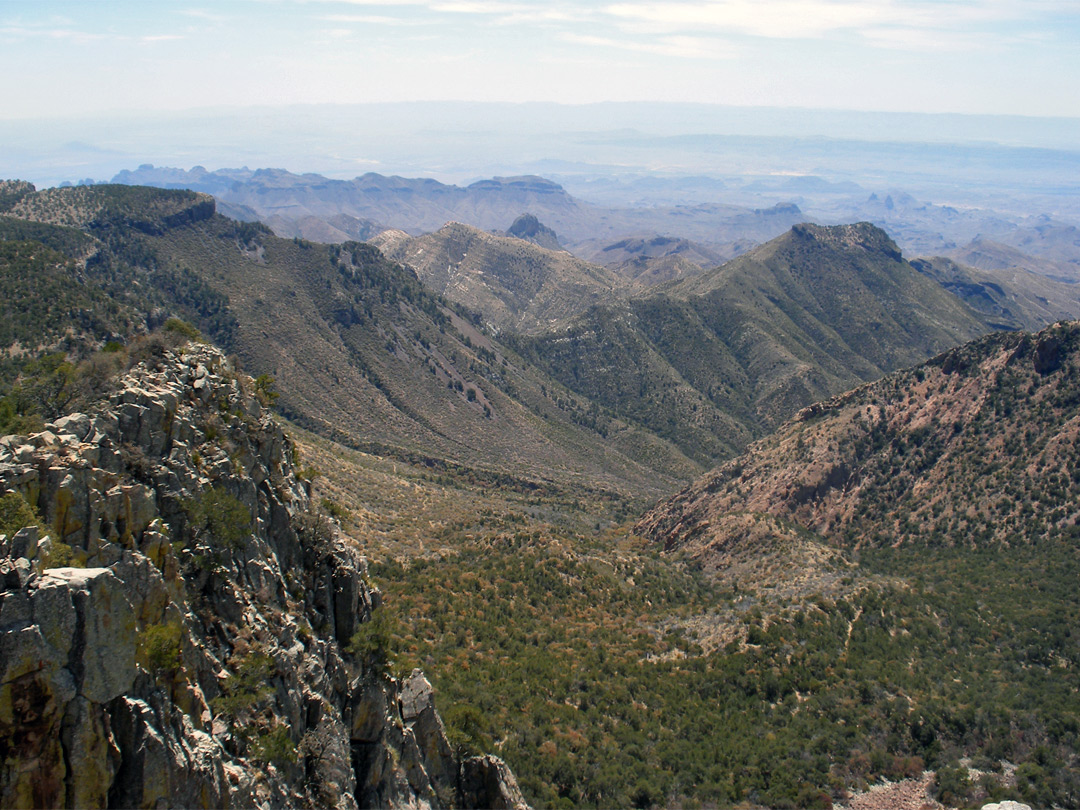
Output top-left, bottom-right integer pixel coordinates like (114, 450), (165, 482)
(2, 0), (1079, 119)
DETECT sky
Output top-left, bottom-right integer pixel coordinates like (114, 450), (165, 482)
(2, 0), (1079, 119)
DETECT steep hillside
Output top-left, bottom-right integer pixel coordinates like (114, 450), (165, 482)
(0, 183), (237, 351)
(513, 223), (992, 466)
(510, 299), (759, 464)
(262, 212), (387, 244)
(0, 340), (526, 809)
(1, 182), (697, 502)
(371, 222), (624, 334)
(638, 320), (1080, 558)
(911, 255), (1080, 331)
(670, 222), (988, 376)
(0, 238), (141, 387)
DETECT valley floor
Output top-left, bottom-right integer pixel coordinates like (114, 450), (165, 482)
(294, 426), (1079, 810)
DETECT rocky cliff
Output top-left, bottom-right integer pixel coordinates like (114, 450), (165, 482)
(0, 341), (527, 809)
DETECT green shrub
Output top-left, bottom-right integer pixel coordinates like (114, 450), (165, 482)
(163, 317), (202, 342)
(254, 373), (279, 406)
(252, 724), (296, 768)
(349, 610), (396, 675)
(443, 703), (493, 758)
(39, 539), (75, 569)
(933, 764), (973, 807)
(7, 352), (77, 421)
(185, 486), (253, 551)
(320, 497), (350, 522)
(212, 648), (275, 721)
(140, 622), (184, 677)
(0, 491), (39, 538)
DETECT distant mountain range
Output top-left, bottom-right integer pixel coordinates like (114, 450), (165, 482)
(108, 165), (1080, 304)
(109, 165), (808, 255)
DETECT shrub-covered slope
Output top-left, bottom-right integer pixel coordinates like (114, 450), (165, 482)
(372, 221), (625, 335)
(627, 321), (1080, 806)
(0, 181), (698, 501)
(514, 222), (992, 466)
(637, 320), (1080, 557)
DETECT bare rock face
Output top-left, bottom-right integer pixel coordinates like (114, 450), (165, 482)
(0, 343), (525, 809)
(459, 755), (530, 810)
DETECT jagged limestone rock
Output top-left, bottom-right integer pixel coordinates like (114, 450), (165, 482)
(0, 343), (526, 809)
(0, 567), (135, 809)
(459, 755), (530, 810)
(400, 669), (456, 796)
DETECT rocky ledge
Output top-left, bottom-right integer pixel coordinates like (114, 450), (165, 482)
(0, 342), (527, 809)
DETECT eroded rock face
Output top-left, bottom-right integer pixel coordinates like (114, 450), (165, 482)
(459, 756), (531, 810)
(0, 343), (525, 809)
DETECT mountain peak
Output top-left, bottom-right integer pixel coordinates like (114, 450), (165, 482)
(467, 175), (567, 194)
(506, 213), (562, 251)
(788, 221), (903, 261)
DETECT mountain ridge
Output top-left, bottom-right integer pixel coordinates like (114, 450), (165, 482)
(0, 181), (700, 502)
(637, 319), (1080, 560)
(108, 165), (808, 253)
(371, 220), (625, 335)
(512, 221), (993, 466)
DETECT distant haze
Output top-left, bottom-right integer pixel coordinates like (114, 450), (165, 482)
(1, 0), (1078, 118)
(3, 102), (1079, 196)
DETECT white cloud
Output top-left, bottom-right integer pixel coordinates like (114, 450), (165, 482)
(302, 0), (585, 18)
(429, 1), (530, 12)
(177, 8), (229, 23)
(600, 0), (1062, 45)
(312, 0), (427, 4)
(487, 6), (601, 26)
(559, 31), (735, 59)
(0, 23), (105, 44)
(603, 1), (877, 38)
(861, 26), (993, 52)
(322, 13), (431, 25)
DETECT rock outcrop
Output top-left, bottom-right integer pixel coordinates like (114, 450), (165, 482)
(0, 342), (525, 809)
(505, 214), (562, 252)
